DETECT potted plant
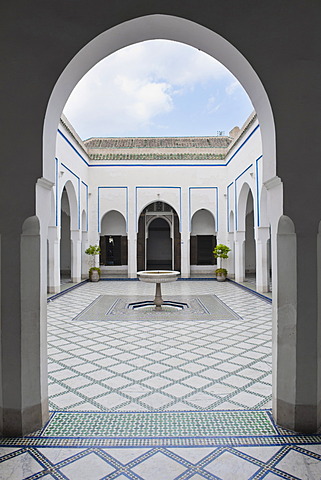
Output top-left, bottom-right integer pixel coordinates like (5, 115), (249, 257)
(85, 244), (101, 281)
(213, 244), (231, 281)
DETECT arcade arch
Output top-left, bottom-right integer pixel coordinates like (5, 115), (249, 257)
(137, 202), (180, 271)
(60, 188), (71, 281)
(13, 12), (312, 438)
(190, 209), (216, 268)
(2, 0), (321, 440)
(245, 190), (256, 280)
(99, 210), (128, 268)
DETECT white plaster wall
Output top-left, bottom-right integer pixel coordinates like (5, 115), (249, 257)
(99, 188), (127, 233)
(191, 209), (216, 235)
(54, 116), (264, 277)
(55, 122), (89, 233)
(101, 210), (126, 235)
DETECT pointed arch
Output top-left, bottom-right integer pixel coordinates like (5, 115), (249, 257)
(60, 180), (78, 230)
(237, 182), (255, 231)
(43, 15), (276, 185)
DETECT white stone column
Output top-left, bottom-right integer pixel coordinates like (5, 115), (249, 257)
(180, 234), (190, 277)
(127, 232), (137, 278)
(180, 215), (190, 278)
(255, 226), (270, 293)
(234, 231), (245, 282)
(227, 233), (235, 277)
(70, 229), (82, 282)
(127, 187), (137, 278)
(47, 226), (61, 293)
(81, 231), (89, 278)
(1, 214), (49, 436)
(180, 188), (190, 278)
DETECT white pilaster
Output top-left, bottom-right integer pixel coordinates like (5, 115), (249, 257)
(180, 231), (190, 278)
(127, 187), (137, 278)
(81, 231), (89, 278)
(47, 226), (61, 293)
(234, 231), (245, 282)
(70, 229), (82, 282)
(255, 226), (270, 293)
(227, 232), (235, 276)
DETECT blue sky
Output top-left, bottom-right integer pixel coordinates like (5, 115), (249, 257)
(63, 40), (254, 140)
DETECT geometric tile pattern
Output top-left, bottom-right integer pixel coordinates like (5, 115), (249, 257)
(42, 410), (277, 438)
(1, 280), (321, 479)
(1, 440), (321, 479)
(47, 280), (272, 412)
(73, 294), (241, 321)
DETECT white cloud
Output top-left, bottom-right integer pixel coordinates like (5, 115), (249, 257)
(206, 95), (221, 114)
(63, 40), (244, 137)
(225, 80), (240, 95)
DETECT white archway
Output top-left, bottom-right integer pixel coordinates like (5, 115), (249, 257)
(43, 15), (276, 185)
(101, 210), (127, 236)
(100, 210), (128, 269)
(190, 209), (216, 270)
(137, 201), (180, 271)
(191, 209), (216, 235)
(237, 182), (255, 232)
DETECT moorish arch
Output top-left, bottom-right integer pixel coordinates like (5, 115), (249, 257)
(2, 1), (321, 439)
(41, 15), (280, 435)
(59, 180), (82, 283)
(43, 15), (276, 184)
(147, 217), (172, 270)
(99, 210), (128, 267)
(137, 201), (180, 271)
(234, 182), (255, 283)
(237, 182), (255, 232)
(245, 189), (256, 279)
(60, 188), (72, 280)
(190, 209), (216, 267)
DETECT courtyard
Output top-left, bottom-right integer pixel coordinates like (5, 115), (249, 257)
(0, 279), (321, 479)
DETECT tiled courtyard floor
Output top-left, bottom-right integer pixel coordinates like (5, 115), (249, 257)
(1, 279), (321, 479)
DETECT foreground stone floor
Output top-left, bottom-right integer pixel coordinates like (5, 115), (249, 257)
(1, 280), (321, 479)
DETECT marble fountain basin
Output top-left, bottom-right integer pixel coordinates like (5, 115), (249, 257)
(137, 270), (180, 283)
(137, 270), (181, 310)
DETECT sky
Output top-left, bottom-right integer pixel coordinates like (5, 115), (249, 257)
(63, 40), (254, 140)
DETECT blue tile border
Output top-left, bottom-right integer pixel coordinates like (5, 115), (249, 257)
(227, 279), (272, 304)
(47, 280), (89, 302)
(1, 409), (320, 449)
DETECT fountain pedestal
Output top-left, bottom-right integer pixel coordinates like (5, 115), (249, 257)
(137, 270), (180, 311)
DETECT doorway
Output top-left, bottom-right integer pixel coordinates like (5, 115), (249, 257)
(147, 218), (172, 270)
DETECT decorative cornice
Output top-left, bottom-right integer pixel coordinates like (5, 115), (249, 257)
(37, 177), (55, 190)
(264, 176), (282, 190)
(60, 116), (89, 156)
(226, 112), (257, 155)
(89, 153), (226, 161)
(85, 136), (232, 149)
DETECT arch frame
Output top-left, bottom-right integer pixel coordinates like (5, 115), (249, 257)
(100, 209), (127, 236)
(59, 179), (79, 231)
(43, 14), (276, 186)
(236, 181), (256, 232)
(191, 208), (216, 236)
